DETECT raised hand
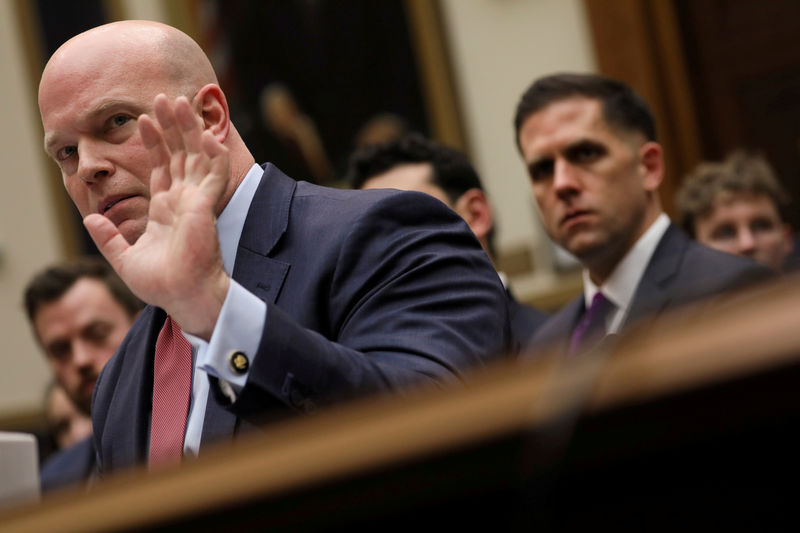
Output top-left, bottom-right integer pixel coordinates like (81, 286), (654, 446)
(83, 94), (230, 339)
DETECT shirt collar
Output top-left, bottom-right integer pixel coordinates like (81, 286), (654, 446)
(582, 212), (671, 315)
(216, 163), (263, 275)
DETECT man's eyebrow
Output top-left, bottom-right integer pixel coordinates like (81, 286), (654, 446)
(565, 137), (603, 149)
(43, 134), (59, 155)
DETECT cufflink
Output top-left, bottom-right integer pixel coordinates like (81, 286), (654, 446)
(228, 350), (249, 374)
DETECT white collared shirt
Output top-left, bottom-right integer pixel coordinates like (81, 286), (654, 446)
(581, 213), (671, 334)
(181, 163), (267, 457)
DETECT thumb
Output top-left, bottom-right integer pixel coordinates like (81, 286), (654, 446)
(83, 214), (131, 272)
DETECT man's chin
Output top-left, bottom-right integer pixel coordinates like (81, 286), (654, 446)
(75, 395), (93, 417)
(116, 220), (147, 245)
(561, 233), (607, 261)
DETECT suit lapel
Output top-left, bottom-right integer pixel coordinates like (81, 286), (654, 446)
(107, 307), (164, 470)
(233, 163), (295, 301)
(201, 164), (295, 446)
(625, 224), (688, 327)
(532, 296), (585, 354)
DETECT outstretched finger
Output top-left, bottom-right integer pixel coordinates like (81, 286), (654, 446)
(139, 114), (172, 195)
(83, 213), (132, 277)
(200, 130), (229, 197)
(174, 97), (203, 154)
(154, 94), (185, 156)
(174, 97), (209, 182)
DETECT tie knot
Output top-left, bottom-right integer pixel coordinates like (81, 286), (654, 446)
(569, 291), (614, 356)
(587, 291), (612, 319)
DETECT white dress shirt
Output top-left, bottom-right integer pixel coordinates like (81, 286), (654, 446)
(181, 163), (267, 456)
(581, 213), (671, 335)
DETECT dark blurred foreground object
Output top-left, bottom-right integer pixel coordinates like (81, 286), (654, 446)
(1, 275), (800, 531)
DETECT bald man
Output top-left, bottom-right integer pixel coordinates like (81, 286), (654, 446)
(38, 21), (510, 474)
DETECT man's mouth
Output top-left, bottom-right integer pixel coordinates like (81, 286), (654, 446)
(82, 377), (97, 397)
(561, 209), (592, 226)
(100, 195), (134, 215)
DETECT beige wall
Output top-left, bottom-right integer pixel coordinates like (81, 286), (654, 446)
(440, 0), (596, 297)
(0, 0), (593, 418)
(0, 0), (62, 417)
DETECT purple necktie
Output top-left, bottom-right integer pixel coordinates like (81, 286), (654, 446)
(569, 292), (613, 356)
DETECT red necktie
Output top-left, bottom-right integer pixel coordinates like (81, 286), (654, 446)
(149, 316), (193, 467)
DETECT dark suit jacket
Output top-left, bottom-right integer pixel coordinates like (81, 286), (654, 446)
(40, 437), (95, 492)
(92, 164), (511, 473)
(507, 289), (548, 348)
(528, 223), (773, 354)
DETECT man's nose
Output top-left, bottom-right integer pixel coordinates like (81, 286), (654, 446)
(77, 140), (113, 184)
(736, 228), (757, 255)
(553, 159), (580, 198)
(71, 341), (96, 370)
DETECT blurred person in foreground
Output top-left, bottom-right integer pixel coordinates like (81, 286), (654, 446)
(676, 150), (794, 273)
(24, 258), (142, 490)
(37, 20), (510, 475)
(513, 73), (772, 356)
(346, 133), (548, 348)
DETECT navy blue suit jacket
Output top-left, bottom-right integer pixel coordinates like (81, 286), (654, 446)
(507, 289), (548, 348)
(40, 437), (95, 492)
(528, 223), (772, 354)
(92, 164), (511, 473)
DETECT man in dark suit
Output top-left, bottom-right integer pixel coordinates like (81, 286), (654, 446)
(346, 134), (548, 348)
(23, 258), (143, 489)
(513, 73), (771, 355)
(38, 21), (510, 474)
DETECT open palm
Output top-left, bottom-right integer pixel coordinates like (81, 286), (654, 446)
(84, 95), (230, 339)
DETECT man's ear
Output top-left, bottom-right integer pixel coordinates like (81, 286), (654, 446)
(639, 141), (664, 192)
(453, 188), (493, 242)
(193, 84), (230, 143)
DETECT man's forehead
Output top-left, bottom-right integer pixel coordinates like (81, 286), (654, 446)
(520, 97), (643, 159)
(714, 191), (782, 213)
(523, 98), (607, 138)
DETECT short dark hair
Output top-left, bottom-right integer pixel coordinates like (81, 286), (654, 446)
(676, 150), (791, 237)
(513, 72), (657, 151)
(23, 257), (143, 324)
(345, 133), (484, 204)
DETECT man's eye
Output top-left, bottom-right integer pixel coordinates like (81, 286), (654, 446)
(110, 115), (130, 128)
(47, 342), (70, 360)
(711, 225), (737, 241)
(529, 160), (554, 182)
(567, 142), (605, 163)
(751, 218), (776, 233)
(85, 322), (112, 343)
(56, 146), (77, 161)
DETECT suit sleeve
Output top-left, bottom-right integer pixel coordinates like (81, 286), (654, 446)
(218, 192), (512, 417)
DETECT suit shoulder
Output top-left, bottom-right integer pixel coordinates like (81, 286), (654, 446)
(290, 182), (465, 231)
(40, 438), (95, 491)
(682, 238), (774, 284)
(508, 296), (548, 346)
(526, 295), (582, 353)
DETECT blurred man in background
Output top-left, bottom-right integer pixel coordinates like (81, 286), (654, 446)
(347, 134), (548, 348)
(676, 150), (794, 273)
(24, 258), (142, 490)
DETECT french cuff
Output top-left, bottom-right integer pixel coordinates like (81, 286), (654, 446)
(192, 279), (267, 392)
